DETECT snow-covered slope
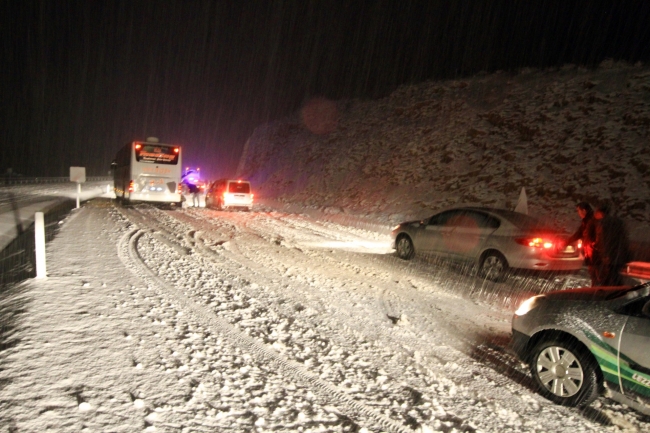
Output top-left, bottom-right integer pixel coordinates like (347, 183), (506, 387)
(237, 61), (650, 241)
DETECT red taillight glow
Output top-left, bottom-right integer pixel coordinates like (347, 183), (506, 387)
(516, 237), (555, 249)
(177, 184), (182, 194)
(174, 147), (179, 153)
(577, 240), (583, 249)
(135, 143), (142, 150)
(128, 180), (135, 193)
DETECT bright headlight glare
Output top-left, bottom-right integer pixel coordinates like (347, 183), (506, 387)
(391, 225), (401, 232)
(515, 295), (543, 316)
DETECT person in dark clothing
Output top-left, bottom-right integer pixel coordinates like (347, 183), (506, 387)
(188, 183), (200, 207)
(564, 202), (598, 285)
(593, 203), (632, 286)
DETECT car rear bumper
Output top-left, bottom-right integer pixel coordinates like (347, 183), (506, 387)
(507, 254), (583, 271)
(223, 199), (253, 209)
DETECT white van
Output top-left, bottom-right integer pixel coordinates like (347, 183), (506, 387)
(205, 179), (254, 211)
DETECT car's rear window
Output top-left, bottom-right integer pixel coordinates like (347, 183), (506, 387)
(228, 182), (251, 193)
(493, 210), (555, 231)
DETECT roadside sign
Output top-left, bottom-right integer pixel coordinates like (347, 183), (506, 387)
(70, 166), (86, 183)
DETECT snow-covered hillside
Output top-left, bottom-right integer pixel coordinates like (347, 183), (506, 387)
(237, 61), (650, 241)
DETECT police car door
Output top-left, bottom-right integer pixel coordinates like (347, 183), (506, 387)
(617, 295), (650, 409)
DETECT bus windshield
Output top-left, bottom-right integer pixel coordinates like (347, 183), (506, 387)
(135, 143), (179, 164)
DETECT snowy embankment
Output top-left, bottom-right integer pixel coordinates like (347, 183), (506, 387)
(237, 61), (650, 244)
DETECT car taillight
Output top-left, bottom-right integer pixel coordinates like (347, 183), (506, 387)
(128, 180), (135, 193)
(515, 237), (555, 249)
(177, 184), (182, 194)
(577, 240), (583, 249)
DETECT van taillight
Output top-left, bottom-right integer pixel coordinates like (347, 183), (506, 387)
(128, 180), (135, 193)
(177, 184), (182, 194)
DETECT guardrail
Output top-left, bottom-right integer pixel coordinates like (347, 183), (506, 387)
(0, 176), (112, 186)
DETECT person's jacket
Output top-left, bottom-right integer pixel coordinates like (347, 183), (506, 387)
(567, 214), (596, 260)
(594, 215), (632, 267)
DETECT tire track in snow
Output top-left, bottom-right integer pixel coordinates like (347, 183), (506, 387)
(122, 206), (461, 430)
(118, 226), (416, 433)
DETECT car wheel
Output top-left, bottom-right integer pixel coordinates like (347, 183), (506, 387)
(529, 338), (600, 407)
(395, 235), (415, 260)
(480, 251), (508, 281)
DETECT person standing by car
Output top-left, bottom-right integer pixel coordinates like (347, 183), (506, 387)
(593, 202), (632, 286)
(188, 183), (200, 207)
(564, 202), (598, 285)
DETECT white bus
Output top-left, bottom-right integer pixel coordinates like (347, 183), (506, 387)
(112, 138), (183, 207)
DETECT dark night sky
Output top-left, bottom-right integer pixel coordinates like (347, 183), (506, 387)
(2, 0), (650, 178)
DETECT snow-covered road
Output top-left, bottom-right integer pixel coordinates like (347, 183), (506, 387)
(1, 199), (648, 432)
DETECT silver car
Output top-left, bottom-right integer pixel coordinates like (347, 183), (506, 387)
(511, 283), (650, 414)
(391, 207), (583, 281)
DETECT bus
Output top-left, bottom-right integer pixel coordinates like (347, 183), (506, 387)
(112, 138), (183, 207)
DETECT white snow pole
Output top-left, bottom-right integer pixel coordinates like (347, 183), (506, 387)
(35, 212), (47, 279)
(76, 183), (81, 209)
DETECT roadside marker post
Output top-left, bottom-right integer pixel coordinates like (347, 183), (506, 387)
(35, 212), (46, 279)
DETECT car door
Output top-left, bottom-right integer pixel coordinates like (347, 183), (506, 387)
(418, 210), (463, 256)
(444, 210), (499, 261)
(617, 296), (650, 405)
